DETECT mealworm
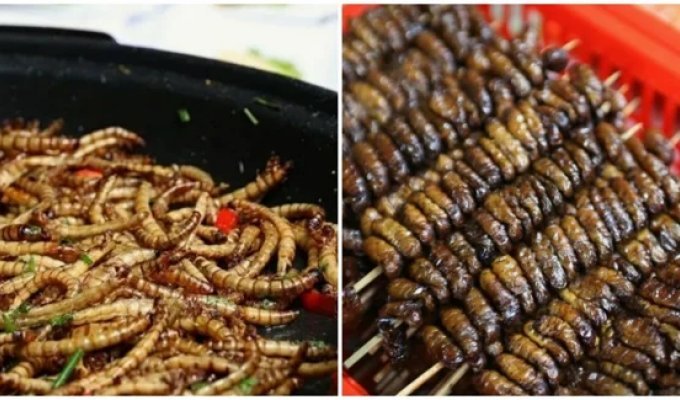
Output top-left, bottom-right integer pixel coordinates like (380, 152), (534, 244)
(0, 241), (80, 263)
(271, 203), (326, 220)
(87, 175), (117, 224)
(0, 373), (52, 394)
(231, 199), (296, 275)
(196, 257), (319, 298)
(229, 221), (278, 277)
(60, 304), (174, 395)
(145, 262), (214, 294)
(178, 165), (215, 191)
(195, 350), (261, 395)
(1, 186), (38, 207)
(0, 135), (77, 153)
(235, 224), (263, 257)
(78, 126), (144, 148)
(237, 305), (300, 326)
(151, 182), (199, 221)
(317, 224), (338, 288)
(217, 156), (291, 205)
(297, 360), (338, 377)
(10, 269), (79, 309)
(18, 278), (124, 323)
(208, 338), (335, 360)
(19, 316), (149, 358)
(15, 177), (56, 204)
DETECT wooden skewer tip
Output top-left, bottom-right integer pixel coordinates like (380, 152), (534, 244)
(562, 38), (580, 51)
(433, 364), (471, 396)
(669, 131), (680, 147)
(622, 122), (643, 142)
(396, 362), (445, 396)
(622, 97), (641, 117)
(353, 266), (383, 293)
(603, 71), (621, 87)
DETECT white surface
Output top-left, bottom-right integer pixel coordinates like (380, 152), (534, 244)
(0, 4), (339, 90)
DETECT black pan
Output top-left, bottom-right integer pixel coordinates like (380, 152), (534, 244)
(0, 26), (338, 395)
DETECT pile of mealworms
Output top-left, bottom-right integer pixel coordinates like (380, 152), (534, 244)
(342, 4), (680, 395)
(0, 119), (337, 395)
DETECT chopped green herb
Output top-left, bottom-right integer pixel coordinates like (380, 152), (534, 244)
(243, 108), (259, 126)
(254, 97), (281, 110)
(52, 348), (84, 388)
(24, 255), (36, 274)
(177, 108), (191, 123)
(50, 313), (74, 328)
(2, 313), (16, 333)
(15, 303), (30, 315)
(309, 340), (327, 348)
(80, 253), (94, 266)
(238, 376), (258, 394)
(190, 380), (208, 392)
(117, 64), (131, 75)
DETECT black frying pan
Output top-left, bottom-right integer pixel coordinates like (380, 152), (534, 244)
(0, 26), (338, 395)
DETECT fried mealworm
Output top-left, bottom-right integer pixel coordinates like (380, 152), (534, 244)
(151, 182), (199, 221)
(0, 241), (80, 263)
(56, 304), (173, 395)
(271, 203), (326, 220)
(0, 135), (76, 153)
(217, 156), (291, 205)
(194, 350), (261, 395)
(196, 257), (319, 298)
(231, 199), (296, 275)
(10, 269), (79, 309)
(178, 165), (215, 191)
(87, 175), (117, 224)
(229, 221), (278, 277)
(19, 317), (149, 358)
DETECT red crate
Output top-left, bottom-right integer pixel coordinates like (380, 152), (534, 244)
(342, 4), (680, 395)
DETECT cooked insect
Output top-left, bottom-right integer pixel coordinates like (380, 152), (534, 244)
(0, 121), (336, 395)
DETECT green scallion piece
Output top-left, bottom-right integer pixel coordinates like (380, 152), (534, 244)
(2, 313), (16, 333)
(52, 349), (85, 388)
(254, 97), (281, 110)
(24, 255), (36, 274)
(238, 376), (258, 394)
(50, 313), (74, 328)
(190, 381), (208, 392)
(243, 108), (259, 126)
(80, 253), (94, 266)
(178, 108), (191, 123)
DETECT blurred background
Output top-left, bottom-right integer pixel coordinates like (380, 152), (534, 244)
(0, 4), (338, 90)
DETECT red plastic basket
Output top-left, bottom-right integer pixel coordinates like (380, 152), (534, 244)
(342, 4), (680, 395)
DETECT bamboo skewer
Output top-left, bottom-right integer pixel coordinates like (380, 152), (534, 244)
(396, 362), (445, 396)
(432, 364), (471, 395)
(352, 266), (382, 293)
(621, 123), (644, 142)
(622, 97), (641, 117)
(669, 131), (680, 148)
(603, 70), (621, 87)
(562, 38), (580, 51)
